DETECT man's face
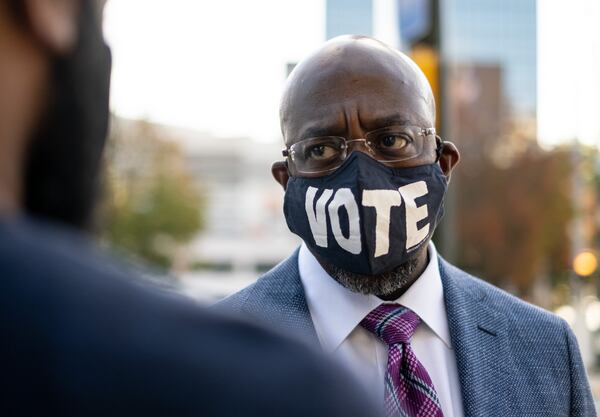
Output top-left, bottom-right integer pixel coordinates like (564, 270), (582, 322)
(275, 39), (459, 296)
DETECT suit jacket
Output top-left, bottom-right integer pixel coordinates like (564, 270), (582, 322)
(0, 219), (377, 417)
(219, 249), (597, 417)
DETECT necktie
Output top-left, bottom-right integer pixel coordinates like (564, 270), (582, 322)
(361, 304), (444, 417)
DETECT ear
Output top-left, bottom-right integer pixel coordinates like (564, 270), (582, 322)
(24, 0), (80, 55)
(438, 141), (460, 182)
(271, 161), (290, 190)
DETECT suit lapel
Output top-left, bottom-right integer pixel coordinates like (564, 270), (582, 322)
(241, 249), (319, 345)
(439, 258), (517, 417)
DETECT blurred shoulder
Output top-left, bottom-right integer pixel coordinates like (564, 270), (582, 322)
(0, 216), (130, 282)
(0, 218), (376, 416)
(0, 217), (175, 313)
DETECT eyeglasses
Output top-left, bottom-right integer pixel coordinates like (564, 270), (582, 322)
(282, 125), (438, 177)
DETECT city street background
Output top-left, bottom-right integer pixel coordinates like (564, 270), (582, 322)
(100, 0), (600, 409)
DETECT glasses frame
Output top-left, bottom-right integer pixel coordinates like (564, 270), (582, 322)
(282, 126), (441, 178)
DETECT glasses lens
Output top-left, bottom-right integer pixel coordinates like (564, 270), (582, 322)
(289, 136), (347, 175)
(366, 126), (426, 162)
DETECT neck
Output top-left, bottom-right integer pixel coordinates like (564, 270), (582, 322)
(376, 246), (430, 301)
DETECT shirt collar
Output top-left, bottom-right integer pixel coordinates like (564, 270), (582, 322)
(298, 241), (452, 352)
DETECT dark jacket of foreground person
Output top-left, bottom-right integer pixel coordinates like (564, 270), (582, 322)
(0, 218), (377, 417)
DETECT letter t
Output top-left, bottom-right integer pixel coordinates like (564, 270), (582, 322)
(362, 190), (403, 257)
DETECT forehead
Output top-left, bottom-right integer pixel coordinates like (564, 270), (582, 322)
(282, 70), (433, 143)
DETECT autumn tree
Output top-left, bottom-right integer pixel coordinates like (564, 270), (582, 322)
(452, 145), (573, 298)
(100, 118), (203, 269)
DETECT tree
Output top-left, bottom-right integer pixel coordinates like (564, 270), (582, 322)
(453, 144), (573, 300)
(100, 118), (203, 270)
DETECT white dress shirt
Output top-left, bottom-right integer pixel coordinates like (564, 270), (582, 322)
(298, 241), (464, 417)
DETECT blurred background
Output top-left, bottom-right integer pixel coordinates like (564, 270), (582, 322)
(100, 0), (600, 399)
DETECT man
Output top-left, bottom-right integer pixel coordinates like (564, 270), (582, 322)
(220, 36), (596, 416)
(0, 1), (377, 416)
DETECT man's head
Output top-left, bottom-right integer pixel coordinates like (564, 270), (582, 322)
(0, 0), (110, 229)
(273, 36), (459, 297)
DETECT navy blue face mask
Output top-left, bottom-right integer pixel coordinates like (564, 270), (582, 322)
(283, 152), (448, 275)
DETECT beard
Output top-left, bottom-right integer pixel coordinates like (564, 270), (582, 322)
(23, 0), (111, 231)
(316, 252), (421, 297)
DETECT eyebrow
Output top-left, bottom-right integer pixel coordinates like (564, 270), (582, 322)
(367, 115), (412, 130)
(299, 126), (341, 140)
(298, 114), (412, 140)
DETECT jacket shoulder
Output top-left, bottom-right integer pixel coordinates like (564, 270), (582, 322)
(215, 281), (256, 312)
(440, 259), (566, 334)
(214, 249), (301, 312)
(443, 260), (596, 414)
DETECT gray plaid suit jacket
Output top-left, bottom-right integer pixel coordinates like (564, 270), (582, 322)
(218, 249), (596, 417)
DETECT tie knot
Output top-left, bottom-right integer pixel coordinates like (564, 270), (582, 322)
(360, 304), (421, 346)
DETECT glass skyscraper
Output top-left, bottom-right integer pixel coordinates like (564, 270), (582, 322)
(437, 0), (539, 278)
(398, 0), (537, 125)
(441, 0), (537, 117)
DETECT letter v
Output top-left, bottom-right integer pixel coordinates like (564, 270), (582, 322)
(305, 187), (333, 248)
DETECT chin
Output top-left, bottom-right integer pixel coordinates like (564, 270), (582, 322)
(319, 256), (420, 296)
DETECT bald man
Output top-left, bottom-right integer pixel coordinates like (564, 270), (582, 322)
(219, 36), (595, 417)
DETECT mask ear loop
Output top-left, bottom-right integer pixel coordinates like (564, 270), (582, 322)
(435, 135), (444, 163)
(284, 159), (292, 175)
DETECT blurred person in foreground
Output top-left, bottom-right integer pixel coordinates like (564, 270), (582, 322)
(220, 36), (596, 417)
(0, 1), (378, 416)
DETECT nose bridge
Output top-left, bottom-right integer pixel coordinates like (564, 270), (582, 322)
(344, 108), (373, 157)
(346, 139), (373, 157)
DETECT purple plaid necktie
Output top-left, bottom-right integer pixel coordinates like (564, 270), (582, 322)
(361, 304), (444, 417)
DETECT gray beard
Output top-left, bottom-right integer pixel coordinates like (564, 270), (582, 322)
(318, 256), (420, 297)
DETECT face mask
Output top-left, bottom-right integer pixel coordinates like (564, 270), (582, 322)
(283, 152), (448, 276)
(24, 0), (112, 230)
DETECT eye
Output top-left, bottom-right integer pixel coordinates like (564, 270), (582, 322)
(379, 135), (408, 149)
(306, 144), (337, 160)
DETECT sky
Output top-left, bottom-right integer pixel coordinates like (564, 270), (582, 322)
(537, 0), (600, 147)
(103, 0), (325, 142)
(103, 0), (600, 147)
